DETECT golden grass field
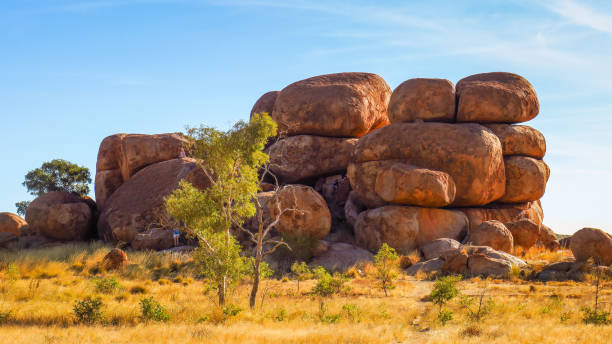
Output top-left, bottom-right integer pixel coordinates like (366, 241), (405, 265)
(0, 242), (611, 343)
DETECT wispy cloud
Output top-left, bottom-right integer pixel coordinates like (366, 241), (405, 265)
(543, 0), (612, 35)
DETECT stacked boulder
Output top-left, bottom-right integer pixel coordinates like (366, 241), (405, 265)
(95, 133), (208, 249)
(251, 73), (392, 247)
(348, 73), (550, 255)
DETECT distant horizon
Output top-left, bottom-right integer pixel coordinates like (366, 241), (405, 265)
(2, 0), (612, 235)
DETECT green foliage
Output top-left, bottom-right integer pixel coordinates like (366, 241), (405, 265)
(222, 304), (243, 317)
(312, 266), (348, 297)
(437, 308), (454, 325)
(15, 201), (30, 216)
(342, 303), (362, 323)
(373, 243), (399, 296)
(0, 310), (11, 324)
(281, 233), (318, 261)
(165, 114), (276, 305)
(431, 275), (461, 306)
(73, 296), (104, 324)
(140, 296), (170, 322)
(22, 159), (91, 196)
(273, 308), (287, 322)
(318, 301), (341, 324)
(582, 307), (611, 325)
(93, 276), (121, 294)
(246, 258), (273, 279)
(291, 261), (312, 293)
(460, 284), (494, 322)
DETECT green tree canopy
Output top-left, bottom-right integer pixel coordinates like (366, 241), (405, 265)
(165, 113), (277, 305)
(23, 159), (91, 196)
(16, 159), (91, 216)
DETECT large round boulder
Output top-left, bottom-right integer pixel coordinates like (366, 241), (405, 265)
(570, 228), (612, 265)
(0, 212), (28, 236)
(388, 78), (455, 123)
(498, 156), (549, 203)
(484, 124), (546, 159)
(271, 72), (391, 137)
(250, 91), (279, 118)
(374, 163), (456, 207)
(350, 122), (505, 207)
(95, 133), (189, 209)
(268, 135), (357, 183)
(97, 158), (210, 245)
(354, 205), (468, 254)
(25, 192), (96, 241)
(456, 72), (539, 123)
(268, 185), (331, 240)
(505, 219), (540, 249)
(466, 220), (513, 253)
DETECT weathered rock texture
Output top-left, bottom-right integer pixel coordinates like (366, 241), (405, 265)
(466, 220), (514, 253)
(268, 135), (357, 182)
(484, 124), (546, 159)
(456, 72), (539, 123)
(0, 212), (28, 236)
(97, 158), (210, 247)
(388, 78), (455, 123)
(354, 205), (468, 254)
(25, 192), (96, 241)
(271, 72), (391, 137)
(250, 91), (279, 118)
(570, 228), (612, 265)
(95, 133), (189, 209)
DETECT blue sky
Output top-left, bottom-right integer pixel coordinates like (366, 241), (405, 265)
(1, 0), (611, 234)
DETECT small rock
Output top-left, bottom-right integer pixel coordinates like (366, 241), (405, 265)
(102, 248), (128, 270)
(405, 258), (444, 275)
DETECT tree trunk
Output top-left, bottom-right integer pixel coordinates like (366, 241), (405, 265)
(250, 259), (260, 309)
(218, 281), (226, 306)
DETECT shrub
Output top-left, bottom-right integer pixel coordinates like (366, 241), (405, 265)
(312, 266), (348, 297)
(73, 296), (104, 324)
(0, 310), (11, 324)
(431, 275), (461, 306)
(94, 276), (121, 294)
(437, 308), (453, 325)
(318, 301), (340, 324)
(582, 307), (611, 325)
(342, 303), (361, 323)
(374, 243), (399, 296)
(274, 308), (287, 322)
(140, 297), (170, 322)
(291, 261), (312, 293)
(222, 304), (242, 317)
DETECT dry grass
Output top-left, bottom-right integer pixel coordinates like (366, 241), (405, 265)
(0, 243), (611, 343)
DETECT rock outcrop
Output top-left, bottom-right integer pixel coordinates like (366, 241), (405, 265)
(310, 242), (374, 272)
(25, 192), (96, 241)
(271, 72), (391, 137)
(250, 91), (279, 118)
(354, 206), (468, 254)
(0, 212), (28, 236)
(570, 228), (612, 265)
(466, 220), (513, 253)
(388, 78), (455, 123)
(95, 133), (189, 209)
(102, 248), (128, 270)
(97, 158), (210, 246)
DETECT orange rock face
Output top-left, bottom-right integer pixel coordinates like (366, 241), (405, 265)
(268, 135), (357, 183)
(466, 220), (514, 253)
(374, 163), (456, 207)
(0, 212), (28, 236)
(95, 133), (189, 209)
(505, 219), (540, 249)
(97, 158), (210, 245)
(354, 205), (468, 254)
(388, 78), (455, 123)
(351, 122), (505, 207)
(499, 156), (549, 203)
(268, 185), (331, 240)
(250, 91), (279, 118)
(484, 124), (546, 159)
(271, 72), (391, 137)
(456, 72), (539, 123)
(570, 228), (612, 265)
(459, 201), (543, 231)
(25, 192), (96, 241)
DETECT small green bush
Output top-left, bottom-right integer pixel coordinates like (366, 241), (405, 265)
(437, 308), (453, 325)
(582, 307), (611, 325)
(342, 303), (361, 323)
(222, 304), (242, 317)
(140, 297), (170, 322)
(273, 308), (287, 322)
(431, 275), (461, 306)
(0, 310), (11, 324)
(129, 285), (148, 294)
(312, 266), (348, 297)
(373, 243), (399, 296)
(318, 301), (340, 324)
(94, 276), (121, 294)
(73, 296), (104, 324)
